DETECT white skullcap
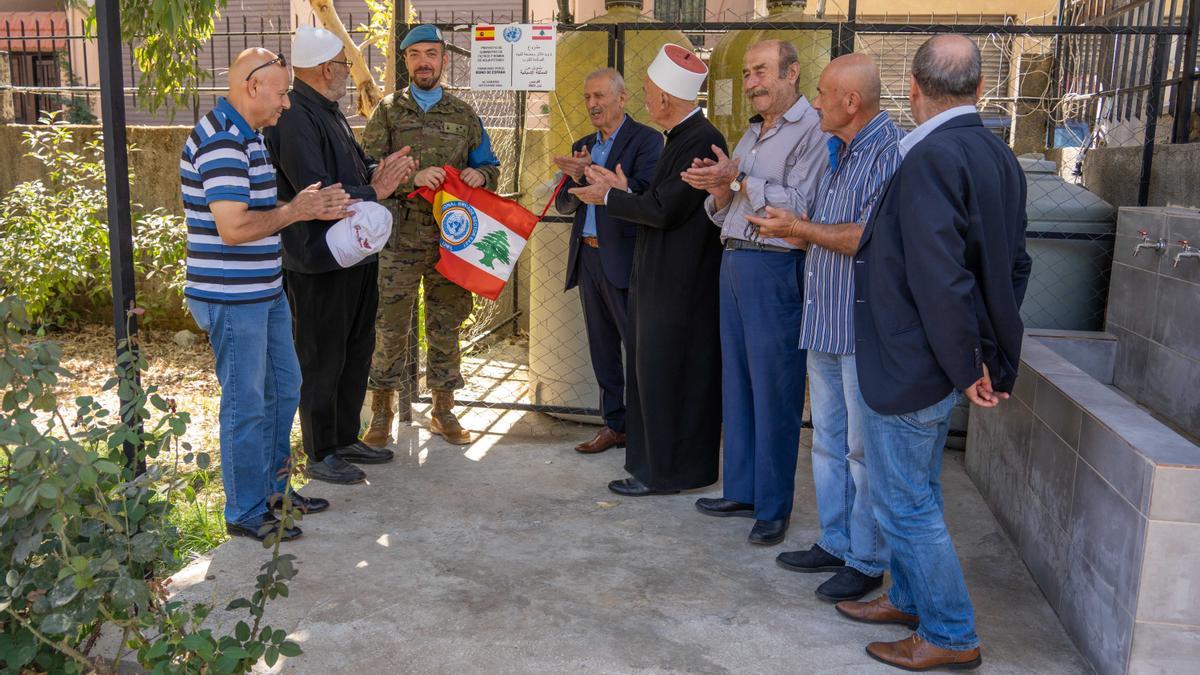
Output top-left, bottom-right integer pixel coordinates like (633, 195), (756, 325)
(646, 44), (708, 101)
(292, 25), (344, 68)
(325, 201), (393, 268)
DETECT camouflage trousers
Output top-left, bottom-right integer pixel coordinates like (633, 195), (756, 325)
(369, 208), (473, 398)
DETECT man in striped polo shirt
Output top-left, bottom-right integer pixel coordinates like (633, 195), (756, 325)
(181, 48), (355, 541)
(747, 54), (903, 602)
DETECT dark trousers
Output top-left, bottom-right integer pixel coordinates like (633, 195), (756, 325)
(285, 261), (379, 462)
(578, 244), (629, 433)
(719, 248), (808, 521)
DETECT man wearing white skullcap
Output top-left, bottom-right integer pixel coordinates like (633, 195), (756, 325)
(263, 25), (417, 486)
(569, 43), (727, 498)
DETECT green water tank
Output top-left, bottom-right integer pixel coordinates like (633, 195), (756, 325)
(707, 1), (829, 143)
(549, 1), (690, 161)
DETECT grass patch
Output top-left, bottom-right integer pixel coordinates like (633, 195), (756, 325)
(162, 468), (228, 572)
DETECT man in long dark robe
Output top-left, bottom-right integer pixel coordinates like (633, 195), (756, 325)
(570, 44), (726, 495)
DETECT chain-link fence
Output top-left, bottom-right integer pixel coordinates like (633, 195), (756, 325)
(403, 8), (1195, 428)
(3, 6), (1196, 430)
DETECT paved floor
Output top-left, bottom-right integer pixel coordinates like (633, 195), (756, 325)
(169, 413), (1090, 674)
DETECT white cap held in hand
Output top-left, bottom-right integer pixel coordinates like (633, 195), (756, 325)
(325, 201), (393, 268)
(292, 25), (344, 68)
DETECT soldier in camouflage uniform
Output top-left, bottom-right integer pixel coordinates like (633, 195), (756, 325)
(362, 24), (500, 446)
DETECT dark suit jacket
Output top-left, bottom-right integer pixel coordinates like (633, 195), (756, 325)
(554, 115), (663, 291)
(853, 113), (1032, 415)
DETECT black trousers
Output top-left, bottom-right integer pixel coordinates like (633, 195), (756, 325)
(285, 261), (379, 462)
(577, 244), (629, 433)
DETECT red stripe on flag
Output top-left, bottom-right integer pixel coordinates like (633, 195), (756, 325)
(436, 251), (505, 301)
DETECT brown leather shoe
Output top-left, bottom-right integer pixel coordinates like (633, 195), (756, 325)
(835, 594), (920, 630)
(430, 390), (471, 445)
(575, 427), (625, 454)
(866, 634), (981, 672)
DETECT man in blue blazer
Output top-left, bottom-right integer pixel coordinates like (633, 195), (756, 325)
(554, 68), (663, 454)
(834, 36), (1032, 671)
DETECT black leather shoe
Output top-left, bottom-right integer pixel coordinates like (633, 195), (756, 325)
(268, 490), (330, 514)
(695, 498), (755, 518)
(748, 518), (789, 546)
(336, 440), (395, 465)
(816, 567), (884, 603)
(607, 477), (680, 497)
(777, 544), (846, 573)
(305, 455), (366, 485)
(226, 512), (301, 542)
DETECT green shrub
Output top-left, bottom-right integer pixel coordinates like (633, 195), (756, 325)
(0, 113), (186, 328)
(0, 297), (303, 673)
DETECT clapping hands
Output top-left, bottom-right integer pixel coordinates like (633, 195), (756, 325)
(567, 163), (629, 205)
(552, 146), (593, 182)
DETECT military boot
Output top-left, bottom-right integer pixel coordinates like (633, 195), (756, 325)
(362, 389), (394, 449)
(430, 389), (471, 445)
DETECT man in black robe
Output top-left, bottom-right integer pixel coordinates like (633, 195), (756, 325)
(570, 44), (726, 495)
(264, 26), (414, 485)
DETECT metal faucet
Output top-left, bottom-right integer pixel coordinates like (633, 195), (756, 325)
(1174, 240), (1200, 268)
(1135, 229), (1167, 256)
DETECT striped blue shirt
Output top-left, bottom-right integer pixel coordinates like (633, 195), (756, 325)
(180, 97), (282, 304)
(798, 111), (903, 354)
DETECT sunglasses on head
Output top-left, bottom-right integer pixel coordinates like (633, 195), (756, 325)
(245, 53), (287, 81)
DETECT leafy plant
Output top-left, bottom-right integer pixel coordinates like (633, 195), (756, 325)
(67, 1), (227, 116)
(0, 112), (186, 328)
(0, 297), (303, 673)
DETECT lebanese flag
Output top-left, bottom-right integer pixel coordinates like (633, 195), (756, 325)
(409, 167), (538, 301)
(532, 25), (554, 40)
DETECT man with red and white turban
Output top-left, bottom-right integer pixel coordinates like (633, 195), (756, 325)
(570, 44), (727, 496)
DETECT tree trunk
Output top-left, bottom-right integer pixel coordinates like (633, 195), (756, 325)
(308, 0), (383, 118)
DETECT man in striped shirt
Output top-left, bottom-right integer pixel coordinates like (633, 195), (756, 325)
(747, 54), (903, 601)
(181, 48), (355, 541)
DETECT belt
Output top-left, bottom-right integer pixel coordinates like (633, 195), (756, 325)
(724, 238), (795, 253)
(581, 236), (600, 249)
(395, 204), (434, 223)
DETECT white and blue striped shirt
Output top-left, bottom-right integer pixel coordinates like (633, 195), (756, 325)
(798, 111), (903, 354)
(180, 97), (282, 304)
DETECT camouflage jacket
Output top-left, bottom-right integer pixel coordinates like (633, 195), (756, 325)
(362, 88), (501, 223)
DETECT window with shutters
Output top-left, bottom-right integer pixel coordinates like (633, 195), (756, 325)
(653, 0), (705, 23)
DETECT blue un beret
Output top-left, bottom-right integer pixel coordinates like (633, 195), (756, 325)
(399, 24), (444, 50)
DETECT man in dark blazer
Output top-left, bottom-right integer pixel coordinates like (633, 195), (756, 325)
(833, 35), (1032, 671)
(553, 68), (663, 454)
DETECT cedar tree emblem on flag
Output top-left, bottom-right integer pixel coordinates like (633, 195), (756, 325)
(474, 230), (511, 269)
(409, 166), (539, 301)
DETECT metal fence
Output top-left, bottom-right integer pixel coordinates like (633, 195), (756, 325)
(2, 7), (1197, 426)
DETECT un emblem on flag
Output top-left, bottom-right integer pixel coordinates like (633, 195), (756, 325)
(439, 201), (480, 252)
(503, 26), (522, 43)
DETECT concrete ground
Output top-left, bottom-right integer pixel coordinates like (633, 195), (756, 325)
(169, 409), (1090, 674)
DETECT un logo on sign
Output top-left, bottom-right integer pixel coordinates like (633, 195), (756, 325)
(503, 26), (521, 43)
(439, 201), (480, 252)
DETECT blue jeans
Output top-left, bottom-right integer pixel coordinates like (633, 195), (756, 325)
(718, 249), (807, 521)
(808, 351), (885, 577)
(187, 294), (301, 526)
(860, 389), (978, 651)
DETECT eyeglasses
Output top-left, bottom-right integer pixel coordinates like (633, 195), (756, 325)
(245, 53), (287, 81)
(329, 59), (353, 68)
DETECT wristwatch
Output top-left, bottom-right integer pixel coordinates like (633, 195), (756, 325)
(729, 171), (747, 192)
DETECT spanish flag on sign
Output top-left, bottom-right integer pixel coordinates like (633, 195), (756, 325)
(410, 167), (538, 301)
(475, 26), (495, 41)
